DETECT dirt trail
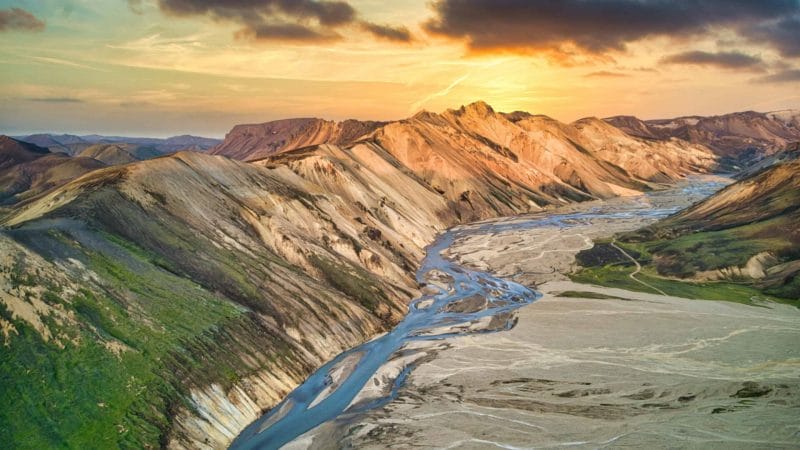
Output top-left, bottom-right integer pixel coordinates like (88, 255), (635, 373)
(610, 239), (667, 296)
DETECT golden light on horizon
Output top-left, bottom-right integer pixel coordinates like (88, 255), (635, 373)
(0, 1), (797, 136)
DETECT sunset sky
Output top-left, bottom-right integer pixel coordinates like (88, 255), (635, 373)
(1, 0), (799, 137)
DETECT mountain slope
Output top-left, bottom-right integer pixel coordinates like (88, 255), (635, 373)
(19, 134), (222, 156)
(0, 136), (106, 206)
(606, 110), (800, 161)
(1, 150), (457, 448)
(243, 102), (717, 223)
(212, 103), (718, 190)
(575, 157), (800, 301)
(77, 143), (162, 165)
(210, 118), (385, 161)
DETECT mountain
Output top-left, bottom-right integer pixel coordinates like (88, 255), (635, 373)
(767, 109), (800, 128)
(0, 135), (50, 168)
(17, 134), (222, 156)
(0, 149), (457, 448)
(216, 102), (717, 223)
(0, 136), (105, 206)
(606, 110), (800, 162)
(576, 154), (800, 301)
(77, 143), (162, 165)
(15, 133), (89, 155)
(210, 118), (385, 161)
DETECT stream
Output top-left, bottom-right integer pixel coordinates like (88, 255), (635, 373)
(229, 179), (727, 450)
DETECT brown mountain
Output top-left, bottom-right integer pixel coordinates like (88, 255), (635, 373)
(210, 118), (385, 161)
(76, 143), (161, 165)
(0, 135), (105, 205)
(606, 110), (800, 161)
(0, 148), (459, 448)
(218, 102), (717, 223)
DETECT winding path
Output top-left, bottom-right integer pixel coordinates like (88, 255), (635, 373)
(610, 239), (668, 296)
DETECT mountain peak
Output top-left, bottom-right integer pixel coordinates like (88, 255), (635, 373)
(461, 100), (495, 116)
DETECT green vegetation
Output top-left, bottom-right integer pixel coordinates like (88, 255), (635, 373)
(309, 254), (389, 315)
(554, 290), (632, 300)
(571, 263), (788, 305)
(0, 229), (282, 450)
(631, 215), (797, 279)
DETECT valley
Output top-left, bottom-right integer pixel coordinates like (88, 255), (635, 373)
(0, 103), (798, 450)
(285, 176), (800, 449)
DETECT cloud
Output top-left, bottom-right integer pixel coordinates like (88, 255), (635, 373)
(28, 55), (107, 72)
(151, 0), (408, 43)
(410, 72), (470, 112)
(26, 97), (84, 103)
(742, 15), (800, 57)
(359, 22), (412, 42)
(236, 21), (339, 42)
(755, 69), (800, 83)
(584, 71), (630, 78)
(661, 51), (764, 70)
(423, 0), (799, 59)
(0, 7), (45, 32)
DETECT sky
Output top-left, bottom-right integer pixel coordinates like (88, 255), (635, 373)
(1, 0), (799, 137)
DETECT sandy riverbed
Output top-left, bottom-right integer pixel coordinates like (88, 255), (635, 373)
(283, 177), (800, 449)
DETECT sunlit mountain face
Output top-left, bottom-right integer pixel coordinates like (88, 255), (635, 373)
(1, 0), (799, 137)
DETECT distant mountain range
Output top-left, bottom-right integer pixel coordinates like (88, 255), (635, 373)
(606, 109), (800, 164)
(15, 133), (221, 155)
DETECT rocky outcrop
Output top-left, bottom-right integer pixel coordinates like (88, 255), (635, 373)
(694, 252), (779, 281)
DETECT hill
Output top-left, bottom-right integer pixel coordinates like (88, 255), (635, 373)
(0, 136), (105, 206)
(575, 155), (800, 301)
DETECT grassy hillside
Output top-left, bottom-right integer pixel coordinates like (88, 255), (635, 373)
(573, 158), (800, 304)
(0, 152), (425, 448)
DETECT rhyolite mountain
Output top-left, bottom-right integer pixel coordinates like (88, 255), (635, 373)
(1, 134), (220, 207)
(606, 109), (800, 163)
(0, 102), (795, 449)
(210, 118), (385, 161)
(214, 101), (717, 222)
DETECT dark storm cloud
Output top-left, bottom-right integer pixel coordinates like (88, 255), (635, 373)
(661, 51), (764, 70)
(742, 16), (800, 57)
(0, 7), (45, 32)
(151, 0), (408, 43)
(238, 21), (338, 42)
(756, 69), (800, 83)
(424, 0), (800, 56)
